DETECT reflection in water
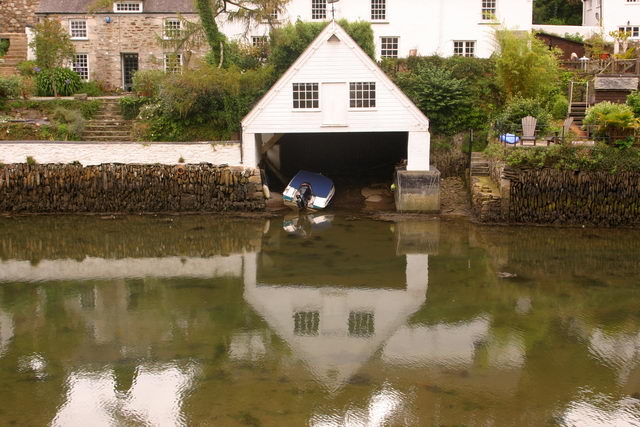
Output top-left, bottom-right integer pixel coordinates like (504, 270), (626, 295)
(52, 364), (197, 427)
(283, 213), (334, 237)
(0, 216), (639, 425)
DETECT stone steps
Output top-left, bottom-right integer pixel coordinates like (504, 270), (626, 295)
(0, 33), (28, 74)
(470, 152), (490, 177)
(82, 99), (132, 140)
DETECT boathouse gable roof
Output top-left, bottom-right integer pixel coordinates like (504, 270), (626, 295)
(241, 21), (429, 134)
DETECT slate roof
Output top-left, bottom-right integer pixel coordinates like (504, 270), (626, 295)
(37, 0), (198, 14)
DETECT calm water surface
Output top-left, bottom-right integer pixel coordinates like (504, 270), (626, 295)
(0, 215), (639, 426)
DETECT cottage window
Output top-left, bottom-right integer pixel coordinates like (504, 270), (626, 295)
(164, 53), (182, 74)
(350, 82), (376, 108)
(292, 83), (319, 109)
(627, 0), (638, 3)
(72, 53), (89, 81)
(348, 312), (374, 337)
(163, 19), (182, 39)
(481, 0), (496, 20)
(371, 0), (386, 20)
(619, 26), (640, 37)
(114, 2), (143, 12)
(380, 36), (399, 58)
(69, 20), (87, 40)
(293, 311), (319, 336)
(252, 36), (268, 48)
(453, 41), (475, 57)
(312, 0), (327, 20)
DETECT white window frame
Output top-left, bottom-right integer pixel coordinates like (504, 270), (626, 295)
(113, 2), (143, 13)
(72, 53), (89, 81)
(251, 36), (268, 48)
(619, 25), (640, 38)
(69, 19), (88, 40)
(311, 0), (327, 20)
(164, 53), (183, 74)
(163, 18), (182, 40)
(380, 36), (399, 58)
(453, 40), (476, 57)
(349, 82), (376, 109)
(292, 82), (319, 110)
(371, 0), (386, 21)
(481, 0), (497, 21)
(627, 0), (639, 3)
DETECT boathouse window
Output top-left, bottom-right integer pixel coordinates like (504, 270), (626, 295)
(312, 0), (327, 20)
(380, 36), (399, 58)
(348, 312), (374, 337)
(619, 25), (640, 37)
(294, 311), (320, 336)
(481, 0), (496, 20)
(453, 41), (475, 57)
(69, 20), (87, 40)
(72, 53), (89, 81)
(164, 53), (182, 74)
(350, 82), (376, 108)
(371, 0), (386, 20)
(114, 1), (142, 12)
(292, 83), (319, 109)
(163, 19), (182, 39)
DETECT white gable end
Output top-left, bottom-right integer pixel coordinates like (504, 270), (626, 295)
(242, 22), (429, 134)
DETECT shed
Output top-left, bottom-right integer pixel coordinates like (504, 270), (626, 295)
(240, 21), (431, 176)
(593, 76), (639, 104)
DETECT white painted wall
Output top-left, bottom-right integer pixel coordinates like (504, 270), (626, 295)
(533, 24), (600, 40)
(583, 0), (640, 40)
(0, 141), (242, 166)
(221, 0), (534, 59)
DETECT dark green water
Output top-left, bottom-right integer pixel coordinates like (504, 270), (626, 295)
(0, 215), (639, 426)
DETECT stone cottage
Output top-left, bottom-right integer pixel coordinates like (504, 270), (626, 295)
(35, 0), (207, 89)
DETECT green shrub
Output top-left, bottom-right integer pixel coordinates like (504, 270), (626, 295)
(0, 39), (9, 57)
(26, 156), (36, 165)
(0, 76), (22, 101)
(35, 67), (82, 96)
(132, 70), (165, 97)
(79, 100), (101, 119)
(550, 94), (569, 120)
(16, 60), (38, 76)
(626, 91), (640, 117)
(485, 141), (640, 173)
(495, 96), (553, 135)
(52, 106), (84, 139)
(78, 81), (104, 96)
(583, 101), (638, 142)
(119, 95), (148, 120)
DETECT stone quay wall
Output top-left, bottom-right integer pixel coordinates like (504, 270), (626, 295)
(474, 159), (640, 226)
(0, 163), (265, 213)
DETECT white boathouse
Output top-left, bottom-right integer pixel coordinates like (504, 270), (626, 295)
(241, 21), (439, 211)
(240, 20), (431, 173)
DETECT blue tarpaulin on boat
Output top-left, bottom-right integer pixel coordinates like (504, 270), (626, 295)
(288, 171), (334, 198)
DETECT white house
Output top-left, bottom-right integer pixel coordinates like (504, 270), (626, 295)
(222, 0), (534, 59)
(583, 0), (640, 38)
(241, 21), (431, 172)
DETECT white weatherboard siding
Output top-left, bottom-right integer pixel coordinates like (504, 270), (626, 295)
(241, 22), (431, 171)
(220, 0), (533, 59)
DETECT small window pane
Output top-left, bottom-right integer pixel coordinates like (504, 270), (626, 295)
(72, 54), (89, 80)
(292, 83), (319, 109)
(371, 0), (386, 20)
(294, 311), (319, 336)
(380, 37), (398, 58)
(312, 0), (326, 19)
(349, 82), (376, 108)
(70, 20), (87, 39)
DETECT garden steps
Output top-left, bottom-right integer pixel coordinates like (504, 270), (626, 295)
(569, 102), (587, 127)
(0, 33), (28, 76)
(82, 99), (132, 141)
(470, 152), (490, 177)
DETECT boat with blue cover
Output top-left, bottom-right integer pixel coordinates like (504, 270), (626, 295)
(283, 170), (335, 211)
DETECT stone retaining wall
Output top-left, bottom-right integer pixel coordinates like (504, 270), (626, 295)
(475, 160), (640, 226)
(0, 141), (242, 166)
(0, 163), (265, 213)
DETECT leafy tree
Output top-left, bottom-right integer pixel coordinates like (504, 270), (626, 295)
(30, 19), (75, 70)
(395, 64), (473, 135)
(494, 29), (561, 102)
(533, 0), (582, 25)
(583, 102), (638, 143)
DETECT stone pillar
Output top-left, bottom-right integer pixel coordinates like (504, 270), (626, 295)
(241, 131), (259, 168)
(394, 166), (441, 213)
(407, 131), (430, 171)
